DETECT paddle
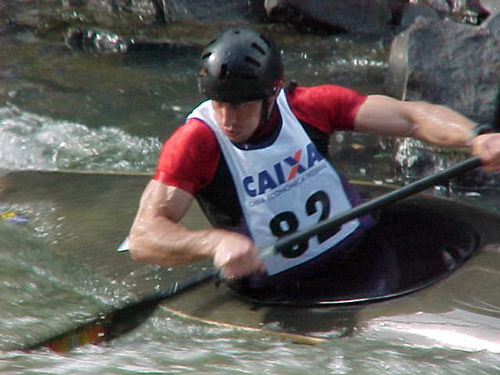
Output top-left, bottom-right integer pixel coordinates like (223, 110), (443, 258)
(31, 156), (482, 352)
(25, 266), (218, 352)
(260, 156), (482, 258)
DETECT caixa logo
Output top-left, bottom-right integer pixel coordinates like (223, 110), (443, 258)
(242, 143), (324, 197)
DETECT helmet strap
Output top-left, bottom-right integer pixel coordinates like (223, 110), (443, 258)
(257, 84), (282, 131)
(256, 98), (274, 133)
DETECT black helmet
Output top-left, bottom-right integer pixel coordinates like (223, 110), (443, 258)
(198, 27), (284, 104)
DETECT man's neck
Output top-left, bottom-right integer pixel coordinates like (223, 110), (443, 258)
(242, 105), (281, 146)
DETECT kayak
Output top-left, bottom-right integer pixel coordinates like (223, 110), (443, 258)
(159, 184), (500, 341)
(1, 170), (499, 351)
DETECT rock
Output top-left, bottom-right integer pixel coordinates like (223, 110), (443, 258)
(403, 0), (493, 24)
(65, 28), (202, 57)
(399, 4), (440, 30)
(86, 0), (157, 23)
(264, 0), (392, 34)
(483, 10), (500, 39)
(147, 0), (261, 23)
(386, 17), (500, 126)
(65, 29), (128, 53)
(387, 16), (499, 186)
(421, 0), (451, 13)
(476, 0), (500, 15)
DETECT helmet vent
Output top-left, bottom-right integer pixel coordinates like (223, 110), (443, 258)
(251, 42), (266, 55)
(219, 64), (228, 79)
(259, 35), (272, 49)
(201, 51), (212, 61)
(245, 56), (261, 68)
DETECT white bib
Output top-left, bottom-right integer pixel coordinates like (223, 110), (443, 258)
(188, 90), (359, 275)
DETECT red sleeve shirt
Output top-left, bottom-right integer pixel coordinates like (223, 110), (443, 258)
(153, 84), (367, 195)
(287, 84), (367, 132)
(153, 117), (219, 195)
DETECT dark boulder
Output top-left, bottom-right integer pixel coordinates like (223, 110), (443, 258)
(65, 28), (202, 58)
(476, 0), (500, 15)
(386, 17), (499, 126)
(264, 0), (392, 34)
(401, 0), (494, 24)
(484, 10), (500, 39)
(149, 0), (264, 23)
(387, 16), (499, 185)
(399, 4), (440, 30)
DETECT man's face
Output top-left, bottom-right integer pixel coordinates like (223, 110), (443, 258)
(212, 100), (263, 143)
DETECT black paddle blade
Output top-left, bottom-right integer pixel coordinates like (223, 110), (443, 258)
(24, 269), (218, 352)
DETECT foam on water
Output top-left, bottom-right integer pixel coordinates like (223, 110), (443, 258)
(0, 105), (161, 172)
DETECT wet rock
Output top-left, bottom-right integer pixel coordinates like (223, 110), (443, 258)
(263, 0), (495, 33)
(404, 0), (493, 24)
(417, 0), (451, 13)
(65, 28), (202, 57)
(264, 0), (393, 34)
(386, 17), (499, 126)
(146, 0), (263, 23)
(2, 0), (265, 35)
(386, 16), (499, 186)
(65, 28), (128, 53)
(477, 0), (500, 15)
(483, 10), (500, 39)
(399, 4), (440, 30)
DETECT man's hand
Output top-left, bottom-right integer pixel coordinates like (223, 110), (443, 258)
(471, 133), (500, 173)
(207, 229), (267, 280)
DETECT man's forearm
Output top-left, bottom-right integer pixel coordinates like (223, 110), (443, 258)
(354, 95), (476, 147)
(129, 218), (215, 266)
(406, 101), (476, 147)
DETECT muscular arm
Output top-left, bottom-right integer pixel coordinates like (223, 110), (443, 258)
(129, 180), (211, 265)
(129, 180), (265, 278)
(353, 95), (500, 172)
(353, 95), (476, 147)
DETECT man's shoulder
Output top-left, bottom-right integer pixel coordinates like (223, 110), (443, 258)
(285, 83), (367, 132)
(160, 117), (221, 167)
(154, 117), (221, 193)
(166, 118), (219, 151)
(286, 83), (362, 104)
(174, 117), (215, 139)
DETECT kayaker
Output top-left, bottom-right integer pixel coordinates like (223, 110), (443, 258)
(128, 27), (500, 293)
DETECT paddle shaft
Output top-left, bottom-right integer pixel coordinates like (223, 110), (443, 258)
(271, 156), (482, 255)
(118, 268), (219, 312)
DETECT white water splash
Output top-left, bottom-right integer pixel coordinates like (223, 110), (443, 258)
(0, 105), (161, 172)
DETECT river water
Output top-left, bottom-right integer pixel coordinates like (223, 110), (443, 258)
(1, 17), (500, 375)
